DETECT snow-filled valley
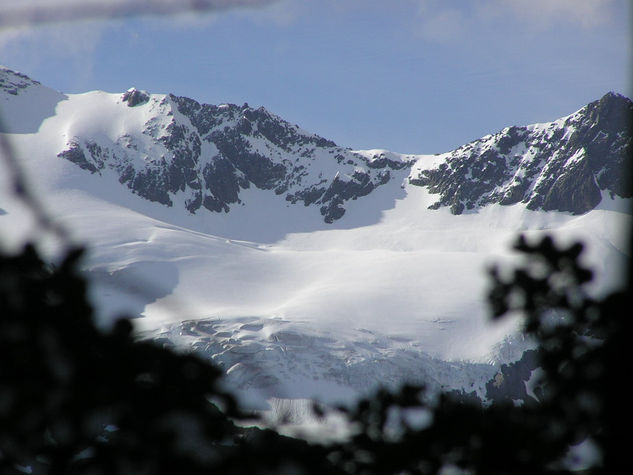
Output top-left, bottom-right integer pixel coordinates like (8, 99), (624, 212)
(1, 66), (631, 423)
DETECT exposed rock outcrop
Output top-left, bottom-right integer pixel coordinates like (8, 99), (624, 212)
(409, 92), (633, 215)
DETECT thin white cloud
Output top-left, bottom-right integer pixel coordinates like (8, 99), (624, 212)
(418, 8), (466, 42)
(0, 22), (105, 87)
(415, 0), (618, 42)
(481, 0), (616, 29)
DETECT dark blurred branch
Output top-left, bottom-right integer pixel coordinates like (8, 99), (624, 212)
(0, 111), (201, 320)
(0, 0), (277, 28)
(0, 115), (72, 246)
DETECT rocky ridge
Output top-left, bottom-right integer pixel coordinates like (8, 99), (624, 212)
(56, 90), (411, 224)
(408, 92), (633, 215)
(0, 66), (40, 95)
(1, 66), (631, 222)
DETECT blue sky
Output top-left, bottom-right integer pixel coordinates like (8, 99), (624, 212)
(0, 0), (631, 154)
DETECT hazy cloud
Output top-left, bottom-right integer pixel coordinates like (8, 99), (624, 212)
(415, 0), (618, 41)
(0, 22), (104, 87)
(417, 7), (466, 42)
(481, 0), (617, 29)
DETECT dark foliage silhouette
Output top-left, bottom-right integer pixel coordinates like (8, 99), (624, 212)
(0, 244), (337, 474)
(326, 235), (630, 474)
(1, 230), (629, 474)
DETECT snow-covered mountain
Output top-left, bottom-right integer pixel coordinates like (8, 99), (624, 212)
(1, 65), (631, 420)
(409, 92), (631, 215)
(3, 67), (410, 225)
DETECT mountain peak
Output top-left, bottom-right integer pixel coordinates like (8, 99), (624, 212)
(39, 85), (405, 223)
(0, 66), (41, 96)
(408, 92), (632, 215)
(582, 91), (633, 133)
(121, 87), (150, 107)
(599, 90), (630, 103)
(0, 66), (67, 134)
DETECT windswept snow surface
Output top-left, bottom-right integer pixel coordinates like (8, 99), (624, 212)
(1, 80), (630, 415)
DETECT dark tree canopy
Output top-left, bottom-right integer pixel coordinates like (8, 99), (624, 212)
(0, 245), (335, 474)
(0, 232), (629, 474)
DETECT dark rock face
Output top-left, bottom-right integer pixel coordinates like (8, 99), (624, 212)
(57, 142), (99, 173)
(121, 88), (150, 107)
(410, 92), (633, 215)
(56, 93), (408, 222)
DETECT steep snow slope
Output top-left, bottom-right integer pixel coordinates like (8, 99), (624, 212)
(0, 66), (631, 413)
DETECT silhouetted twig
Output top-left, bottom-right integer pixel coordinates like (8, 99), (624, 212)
(0, 115), (73, 246)
(0, 0), (277, 28)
